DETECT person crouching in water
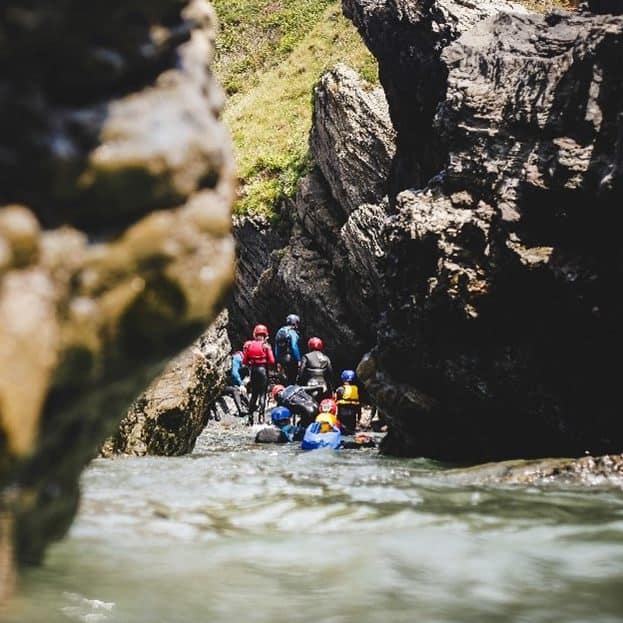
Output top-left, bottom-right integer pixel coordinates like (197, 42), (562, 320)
(243, 324), (275, 425)
(335, 369), (361, 434)
(255, 406), (304, 444)
(271, 383), (318, 429)
(298, 337), (333, 401)
(301, 400), (342, 450)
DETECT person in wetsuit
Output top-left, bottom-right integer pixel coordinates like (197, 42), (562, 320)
(243, 324), (275, 425)
(255, 406), (304, 444)
(221, 350), (249, 418)
(271, 383), (318, 429)
(298, 336), (333, 401)
(274, 314), (301, 385)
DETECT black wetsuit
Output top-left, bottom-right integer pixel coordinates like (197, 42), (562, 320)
(298, 350), (333, 401)
(277, 385), (318, 428)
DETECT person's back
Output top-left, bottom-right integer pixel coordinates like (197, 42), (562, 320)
(274, 314), (301, 385)
(272, 384), (318, 428)
(336, 369), (361, 434)
(301, 413), (342, 450)
(243, 324), (275, 425)
(298, 337), (333, 400)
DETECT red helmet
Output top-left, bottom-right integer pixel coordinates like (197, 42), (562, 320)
(319, 398), (337, 416)
(308, 336), (323, 351)
(271, 384), (285, 400)
(253, 324), (269, 338)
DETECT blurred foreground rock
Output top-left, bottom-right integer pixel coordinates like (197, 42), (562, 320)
(0, 0), (235, 571)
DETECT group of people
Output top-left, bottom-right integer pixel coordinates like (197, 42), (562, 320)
(222, 314), (371, 449)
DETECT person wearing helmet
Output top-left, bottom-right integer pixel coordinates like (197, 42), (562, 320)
(301, 411), (342, 450)
(243, 324), (275, 425)
(254, 406), (304, 444)
(272, 383), (318, 428)
(335, 369), (361, 434)
(274, 314), (301, 385)
(221, 350), (249, 418)
(298, 336), (333, 401)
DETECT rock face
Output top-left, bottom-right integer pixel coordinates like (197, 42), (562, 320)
(229, 64), (395, 373)
(342, 0), (528, 196)
(106, 311), (231, 456)
(0, 0), (235, 568)
(343, 1), (623, 461)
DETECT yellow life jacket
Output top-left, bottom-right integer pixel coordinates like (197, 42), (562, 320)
(337, 383), (359, 405)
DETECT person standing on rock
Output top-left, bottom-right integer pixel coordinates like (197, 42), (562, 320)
(243, 324), (275, 425)
(298, 336), (333, 401)
(274, 314), (301, 385)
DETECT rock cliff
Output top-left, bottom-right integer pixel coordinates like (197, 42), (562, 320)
(229, 64), (395, 373)
(343, 1), (623, 461)
(0, 0), (234, 569)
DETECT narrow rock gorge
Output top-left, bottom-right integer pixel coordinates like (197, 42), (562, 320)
(0, 0), (235, 569)
(230, 0), (623, 462)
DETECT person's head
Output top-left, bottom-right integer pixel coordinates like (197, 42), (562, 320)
(307, 336), (323, 352)
(319, 398), (337, 416)
(271, 384), (285, 401)
(271, 406), (292, 428)
(253, 324), (269, 340)
(341, 369), (356, 384)
(315, 411), (337, 433)
(286, 313), (300, 328)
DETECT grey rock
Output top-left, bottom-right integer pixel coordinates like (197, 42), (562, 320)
(342, 0), (528, 195)
(310, 64), (395, 216)
(108, 311), (231, 456)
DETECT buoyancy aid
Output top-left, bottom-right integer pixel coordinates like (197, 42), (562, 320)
(337, 383), (360, 405)
(301, 422), (342, 450)
(243, 339), (275, 366)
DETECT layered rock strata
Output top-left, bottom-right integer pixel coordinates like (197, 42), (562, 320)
(0, 0), (235, 568)
(229, 64), (395, 373)
(344, 1), (623, 460)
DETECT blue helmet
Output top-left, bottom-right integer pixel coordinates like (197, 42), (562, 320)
(341, 369), (356, 383)
(286, 313), (300, 326)
(271, 406), (292, 425)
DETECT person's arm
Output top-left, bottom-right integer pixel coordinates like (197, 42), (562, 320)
(298, 354), (308, 384)
(265, 344), (275, 367)
(274, 332), (281, 361)
(242, 343), (250, 367)
(291, 331), (301, 362)
(325, 358), (334, 392)
(231, 356), (243, 386)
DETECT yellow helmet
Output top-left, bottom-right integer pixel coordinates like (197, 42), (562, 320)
(315, 412), (337, 432)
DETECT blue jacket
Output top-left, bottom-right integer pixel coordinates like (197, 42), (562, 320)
(230, 352), (244, 386)
(301, 422), (342, 450)
(274, 326), (301, 362)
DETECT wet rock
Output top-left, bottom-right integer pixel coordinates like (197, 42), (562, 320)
(0, 0), (234, 569)
(107, 311), (231, 456)
(449, 454), (623, 487)
(350, 4), (623, 461)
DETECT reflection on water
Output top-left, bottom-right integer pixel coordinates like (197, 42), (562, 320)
(6, 420), (623, 623)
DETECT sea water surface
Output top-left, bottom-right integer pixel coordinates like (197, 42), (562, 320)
(6, 420), (623, 623)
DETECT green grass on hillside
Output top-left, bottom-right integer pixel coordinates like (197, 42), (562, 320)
(212, 0), (581, 219)
(211, 1), (377, 218)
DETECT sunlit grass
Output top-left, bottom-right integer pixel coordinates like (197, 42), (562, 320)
(211, 1), (377, 218)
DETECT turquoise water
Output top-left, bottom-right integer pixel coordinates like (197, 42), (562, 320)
(5, 421), (623, 622)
